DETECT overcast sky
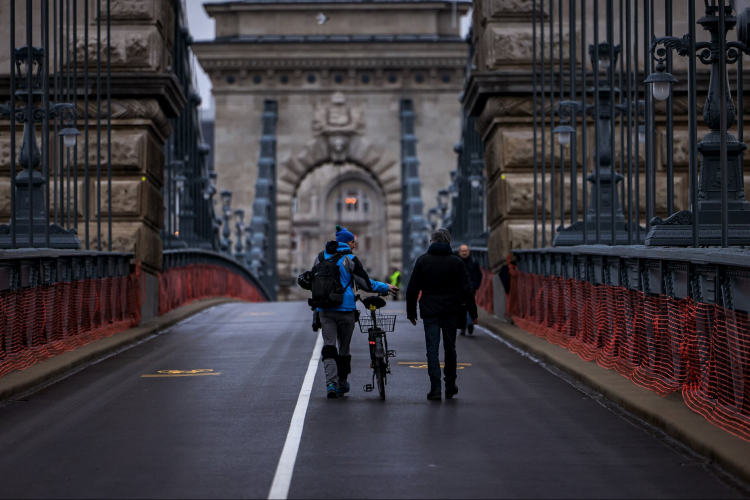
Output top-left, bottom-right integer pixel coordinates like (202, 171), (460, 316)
(185, 0), (471, 112)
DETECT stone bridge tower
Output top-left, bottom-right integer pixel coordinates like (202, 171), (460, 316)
(195, 0), (470, 299)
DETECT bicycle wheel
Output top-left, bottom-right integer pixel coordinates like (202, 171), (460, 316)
(375, 359), (387, 400)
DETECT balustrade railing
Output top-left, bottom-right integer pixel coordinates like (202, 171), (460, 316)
(527, 0), (750, 249)
(163, 0), (218, 252)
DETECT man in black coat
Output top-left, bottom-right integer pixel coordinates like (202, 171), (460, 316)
(458, 244), (483, 336)
(407, 228), (478, 401)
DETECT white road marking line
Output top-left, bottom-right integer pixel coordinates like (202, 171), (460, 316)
(267, 333), (323, 500)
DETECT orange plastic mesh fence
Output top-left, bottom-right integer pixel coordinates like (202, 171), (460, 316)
(508, 264), (750, 442)
(0, 269), (142, 378)
(159, 264), (266, 316)
(476, 267), (494, 314)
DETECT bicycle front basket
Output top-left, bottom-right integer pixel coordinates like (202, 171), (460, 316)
(358, 312), (397, 333)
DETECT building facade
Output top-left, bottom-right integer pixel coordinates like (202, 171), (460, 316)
(194, 0), (471, 299)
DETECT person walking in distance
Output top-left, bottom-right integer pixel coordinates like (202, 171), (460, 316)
(310, 225), (398, 399)
(406, 229), (478, 400)
(457, 244), (483, 336)
(388, 268), (402, 300)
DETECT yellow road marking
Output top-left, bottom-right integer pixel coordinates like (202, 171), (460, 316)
(141, 369), (221, 378)
(398, 362), (472, 365)
(397, 362), (472, 370)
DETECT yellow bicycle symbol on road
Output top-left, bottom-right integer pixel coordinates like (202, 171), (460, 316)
(398, 362), (471, 370)
(157, 369), (214, 374)
(141, 369), (221, 378)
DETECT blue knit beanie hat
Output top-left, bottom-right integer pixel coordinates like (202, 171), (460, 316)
(335, 225), (355, 243)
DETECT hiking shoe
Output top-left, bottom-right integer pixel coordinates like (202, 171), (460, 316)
(458, 329), (466, 336)
(336, 382), (350, 397)
(427, 388), (442, 400)
(445, 384), (458, 399)
(327, 382), (339, 399)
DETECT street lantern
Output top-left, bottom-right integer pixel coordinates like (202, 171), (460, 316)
(644, 50), (679, 101)
(221, 190), (232, 210)
(590, 42), (617, 72)
(174, 175), (187, 193)
(644, 62), (679, 101)
(553, 124), (575, 147)
(15, 46), (44, 90)
(427, 207), (441, 229)
(59, 123), (80, 149)
(437, 188), (450, 209)
(235, 209), (245, 225)
(554, 101), (581, 148)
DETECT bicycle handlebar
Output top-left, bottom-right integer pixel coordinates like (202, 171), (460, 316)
(355, 291), (394, 302)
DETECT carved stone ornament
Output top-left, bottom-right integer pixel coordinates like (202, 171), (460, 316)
(312, 92), (365, 164)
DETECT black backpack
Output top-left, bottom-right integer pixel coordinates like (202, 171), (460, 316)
(307, 252), (353, 309)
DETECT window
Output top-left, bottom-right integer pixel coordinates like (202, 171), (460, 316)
(363, 195), (370, 213)
(345, 191), (358, 212)
(365, 237), (371, 251)
(292, 197), (298, 214)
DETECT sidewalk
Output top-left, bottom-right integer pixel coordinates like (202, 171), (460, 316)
(0, 298), (240, 402)
(478, 308), (750, 484)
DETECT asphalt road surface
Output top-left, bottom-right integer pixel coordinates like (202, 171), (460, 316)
(0, 301), (744, 499)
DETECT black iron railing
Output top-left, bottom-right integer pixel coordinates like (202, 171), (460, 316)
(0, 1), (231, 259)
(525, 0), (750, 249)
(162, 0), (217, 251)
(428, 33), (487, 249)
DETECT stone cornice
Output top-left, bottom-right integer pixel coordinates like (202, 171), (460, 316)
(206, 0), (472, 12)
(461, 71), (538, 118)
(0, 73), (186, 119)
(462, 69), (719, 119)
(199, 57), (468, 71)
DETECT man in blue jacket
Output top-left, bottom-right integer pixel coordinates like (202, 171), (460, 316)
(315, 225), (398, 398)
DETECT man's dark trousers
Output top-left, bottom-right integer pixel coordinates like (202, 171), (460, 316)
(423, 316), (458, 385)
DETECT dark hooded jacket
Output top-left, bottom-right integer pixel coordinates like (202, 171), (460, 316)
(406, 242), (478, 320)
(461, 254), (483, 292)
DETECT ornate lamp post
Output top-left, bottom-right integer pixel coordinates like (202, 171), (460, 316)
(206, 172), (222, 251)
(163, 161), (187, 249)
(553, 42), (637, 245)
(220, 190), (233, 253)
(0, 47), (80, 248)
(645, 2), (750, 245)
(436, 188), (450, 223)
(234, 208), (245, 259)
(467, 157), (486, 241)
(427, 207), (441, 232)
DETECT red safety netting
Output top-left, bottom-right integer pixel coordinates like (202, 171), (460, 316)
(507, 264), (750, 442)
(476, 267), (494, 315)
(158, 264), (266, 316)
(0, 267), (142, 378)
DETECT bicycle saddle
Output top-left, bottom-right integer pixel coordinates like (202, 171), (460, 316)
(361, 296), (387, 310)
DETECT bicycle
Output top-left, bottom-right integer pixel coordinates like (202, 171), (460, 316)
(356, 292), (397, 400)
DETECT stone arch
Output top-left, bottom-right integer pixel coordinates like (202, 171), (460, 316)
(276, 134), (402, 299)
